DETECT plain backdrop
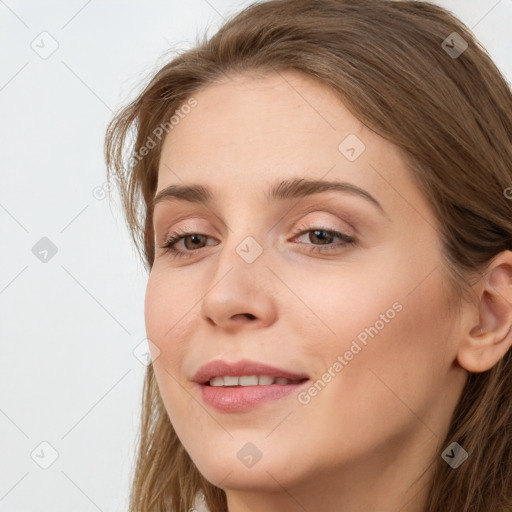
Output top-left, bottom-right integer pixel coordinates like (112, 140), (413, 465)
(0, 1), (511, 511)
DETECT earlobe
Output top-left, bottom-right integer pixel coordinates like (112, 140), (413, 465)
(457, 251), (512, 373)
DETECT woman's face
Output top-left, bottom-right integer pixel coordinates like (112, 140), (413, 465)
(145, 71), (468, 506)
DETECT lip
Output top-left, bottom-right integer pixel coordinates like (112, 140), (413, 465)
(191, 358), (310, 413)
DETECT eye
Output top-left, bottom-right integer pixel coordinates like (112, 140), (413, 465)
(160, 228), (216, 259)
(290, 224), (356, 254)
(159, 224), (356, 259)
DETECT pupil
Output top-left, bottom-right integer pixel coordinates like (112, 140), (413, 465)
(312, 230), (331, 244)
(186, 234), (204, 249)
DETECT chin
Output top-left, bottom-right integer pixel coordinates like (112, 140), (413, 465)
(188, 443), (309, 493)
(197, 462), (293, 493)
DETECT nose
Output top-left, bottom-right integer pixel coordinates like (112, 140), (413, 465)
(200, 253), (278, 332)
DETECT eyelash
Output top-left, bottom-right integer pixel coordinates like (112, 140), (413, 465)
(159, 224), (356, 260)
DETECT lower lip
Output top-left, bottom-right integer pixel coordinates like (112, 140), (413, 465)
(198, 380), (310, 412)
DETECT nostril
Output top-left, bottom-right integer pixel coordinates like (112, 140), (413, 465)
(233, 313), (256, 321)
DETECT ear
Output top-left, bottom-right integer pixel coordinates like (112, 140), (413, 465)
(457, 250), (512, 373)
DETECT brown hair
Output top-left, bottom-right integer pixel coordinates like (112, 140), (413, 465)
(104, 1), (512, 510)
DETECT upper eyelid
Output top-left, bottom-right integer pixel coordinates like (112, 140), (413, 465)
(154, 205), (359, 234)
(158, 218), (352, 238)
(153, 195), (365, 218)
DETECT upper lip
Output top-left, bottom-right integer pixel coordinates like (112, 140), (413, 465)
(192, 358), (310, 384)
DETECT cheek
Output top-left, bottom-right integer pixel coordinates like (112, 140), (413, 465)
(314, 267), (454, 446)
(144, 270), (196, 409)
(144, 272), (167, 340)
(144, 268), (194, 343)
(286, 254), (454, 443)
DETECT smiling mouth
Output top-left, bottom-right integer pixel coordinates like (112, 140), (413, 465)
(198, 373), (311, 412)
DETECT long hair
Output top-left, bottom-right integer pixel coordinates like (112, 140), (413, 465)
(104, 1), (512, 510)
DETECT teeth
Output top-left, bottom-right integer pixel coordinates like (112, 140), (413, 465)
(209, 377), (225, 387)
(223, 376), (239, 386)
(208, 375), (294, 387)
(258, 375), (274, 385)
(239, 375), (258, 386)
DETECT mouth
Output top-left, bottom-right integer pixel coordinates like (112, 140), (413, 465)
(198, 377), (311, 412)
(192, 358), (310, 385)
(192, 358), (311, 412)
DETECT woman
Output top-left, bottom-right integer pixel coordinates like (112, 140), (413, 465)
(104, 0), (512, 510)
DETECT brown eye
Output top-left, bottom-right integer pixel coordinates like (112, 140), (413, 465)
(291, 226), (356, 254)
(181, 234), (208, 250)
(161, 230), (217, 259)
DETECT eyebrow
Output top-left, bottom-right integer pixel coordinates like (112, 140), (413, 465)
(152, 177), (385, 213)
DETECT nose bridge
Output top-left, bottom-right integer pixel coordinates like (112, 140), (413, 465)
(210, 229), (266, 297)
(216, 206), (269, 273)
(200, 224), (277, 328)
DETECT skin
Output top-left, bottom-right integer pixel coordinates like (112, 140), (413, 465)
(144, 70), (512, 512)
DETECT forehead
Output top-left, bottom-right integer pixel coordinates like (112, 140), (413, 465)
(160, 70), (366, 165)
(155, 70), (430, 225)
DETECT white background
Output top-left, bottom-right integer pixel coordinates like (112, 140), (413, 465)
(0, 1), (511, 511)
